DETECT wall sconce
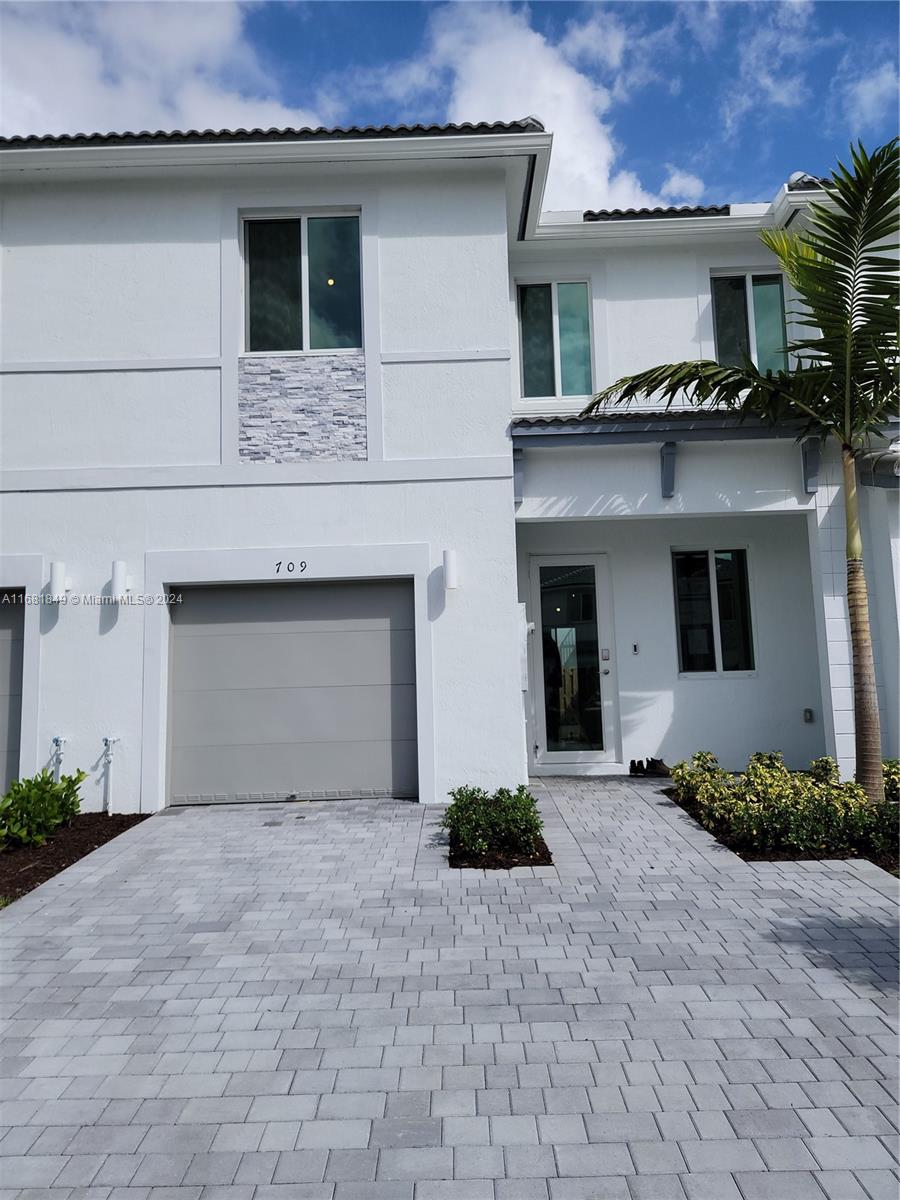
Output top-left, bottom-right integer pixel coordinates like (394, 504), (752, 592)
(111, 560), (133, 603)
(442, 549), (459, 590)
(49, 561), (70, 602)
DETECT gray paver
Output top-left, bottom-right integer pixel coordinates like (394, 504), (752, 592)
(1, 781), (897, 1197)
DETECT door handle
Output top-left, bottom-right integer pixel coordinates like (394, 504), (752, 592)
(601, 668), (610, 675)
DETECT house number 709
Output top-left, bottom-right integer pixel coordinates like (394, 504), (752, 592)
(274, 560), (307, 575)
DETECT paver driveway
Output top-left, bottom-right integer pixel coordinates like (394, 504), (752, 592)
(1, 778), (897, 1200)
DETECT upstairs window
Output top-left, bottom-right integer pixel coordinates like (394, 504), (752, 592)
(245, 215), (362, 352)
(711, 273), (787, 374)
(672, 548), (755, 673)
(518, 282), (592, 398)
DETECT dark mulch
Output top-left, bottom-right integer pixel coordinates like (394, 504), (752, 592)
(0, 813), (150, 906)
(447, 835), (553, 870)
(666, 788), (899, 876)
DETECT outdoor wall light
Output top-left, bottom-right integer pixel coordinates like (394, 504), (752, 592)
(49, 561), (71, 602)
(111, 560), (133, 603)
(443, 549), (459, 591)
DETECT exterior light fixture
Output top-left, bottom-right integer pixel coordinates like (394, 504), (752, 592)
(111, 560), (133, 603)
(442, 549), (459, 590)
(49, 561), (70, 602)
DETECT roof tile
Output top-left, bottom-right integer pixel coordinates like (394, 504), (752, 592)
(0, 119), (544, 150)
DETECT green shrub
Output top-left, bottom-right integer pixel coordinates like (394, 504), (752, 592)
(0, 769), (86, 849)
(442, 784), (543, 857)
(670, 751), (728, 805)
(670, 750), (897, 863)
(883, 759), (900, 805)
(809, 756), (841, 784)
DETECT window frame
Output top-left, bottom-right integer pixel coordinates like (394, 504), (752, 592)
(516, 278), (595, 401)
(241, 208), (363, 356)
(670, 545), (757, 678)
(709, 269), (787, 371)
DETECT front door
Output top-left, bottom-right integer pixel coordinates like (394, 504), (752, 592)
(529, 556), (619, 767)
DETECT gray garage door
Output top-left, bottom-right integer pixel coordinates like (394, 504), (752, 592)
(0, 592), (24, 792)
(167, 580), (417, 804)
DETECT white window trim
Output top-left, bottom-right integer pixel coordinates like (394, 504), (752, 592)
(516, 279), (595, 401)
(671, 545), (757, 678)
(240, 208), (362, 355)
(709, 269), (786, 370)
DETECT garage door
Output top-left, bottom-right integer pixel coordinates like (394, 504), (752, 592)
(0, 592), (24, 792)
(167, 580), (417, 803)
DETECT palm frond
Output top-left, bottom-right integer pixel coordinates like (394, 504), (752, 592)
(581, 358), (832, 435)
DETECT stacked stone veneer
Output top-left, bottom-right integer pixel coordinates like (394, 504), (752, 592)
(239, 351), (367, 461)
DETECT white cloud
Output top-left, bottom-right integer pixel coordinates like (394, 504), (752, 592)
(840, 61), (899, 131)
(722, 0), (818, 134)
(0, 1), (320, 138)
(661, 166), (705, 204)
(559, 11), (627, 72)
(350, 3), (660, 212)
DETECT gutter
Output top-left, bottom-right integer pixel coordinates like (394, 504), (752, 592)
(0, 130), (553, 176)
(510, 414), (807, 447)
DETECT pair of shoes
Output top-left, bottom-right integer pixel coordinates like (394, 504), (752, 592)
(629, 759), (646, 776)
(645, 757), (671, 778)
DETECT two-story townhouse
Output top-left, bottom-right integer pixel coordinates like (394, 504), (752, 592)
(0, 120), (896, 811)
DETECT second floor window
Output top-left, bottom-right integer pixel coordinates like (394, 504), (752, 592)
(245, 215), (362, 353)
(518, 282), (592, 398)
(711, 273), (787, 374)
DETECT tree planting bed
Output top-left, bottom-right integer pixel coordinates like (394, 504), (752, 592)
(0, 813), (150, 906)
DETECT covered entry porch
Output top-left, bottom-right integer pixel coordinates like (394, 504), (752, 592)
(517, 512), (827, 775)
(512, 412), (841, 777)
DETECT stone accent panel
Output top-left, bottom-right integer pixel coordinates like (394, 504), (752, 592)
(239, 352), (367, 461)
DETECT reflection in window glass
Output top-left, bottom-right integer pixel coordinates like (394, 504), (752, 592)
(247, 220), (302, 352)
(558, 282), (592, 396)
(752, 275), (787, 374)
(711, 276), (750, 367)
(672, 552), (717, 672)
(308, 216), (362, 349)
(715, 550), (754, 670)
(520, 285), (556, 397)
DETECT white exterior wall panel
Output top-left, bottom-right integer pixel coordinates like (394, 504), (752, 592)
(0, 477), (526, 810)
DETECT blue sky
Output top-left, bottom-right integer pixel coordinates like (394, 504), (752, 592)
(2, 1), (897, 210)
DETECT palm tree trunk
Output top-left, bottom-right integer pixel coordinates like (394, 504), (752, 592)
(841, 445), (884, 802)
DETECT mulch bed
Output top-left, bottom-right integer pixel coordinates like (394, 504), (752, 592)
(666, 788), (899, 876)
(447, 835), (554, 870)
(0, 813), (150, 906)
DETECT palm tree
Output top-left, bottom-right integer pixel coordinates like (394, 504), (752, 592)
(582, 140), (898, 802)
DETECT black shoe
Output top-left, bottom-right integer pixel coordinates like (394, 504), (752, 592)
(634, 759), (646, 776)
(645, 757), (671, 778)
(629, 759), (638, 776)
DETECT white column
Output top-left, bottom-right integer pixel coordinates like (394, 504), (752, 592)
(810, 443), (855, 777)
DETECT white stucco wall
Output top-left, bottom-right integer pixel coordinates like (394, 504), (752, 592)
(509, 232), (784, 410)
(516, 440), (816, 521)
(0, 369), (222, 469)
(1, 181), (222, 362)
(0, 476), (527, 810)
(518, 512), (826, 772)
(1, 164), (513, 471)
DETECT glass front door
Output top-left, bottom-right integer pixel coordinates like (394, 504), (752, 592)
(531, 557), (618, 764)
(540, 563), (603, 752)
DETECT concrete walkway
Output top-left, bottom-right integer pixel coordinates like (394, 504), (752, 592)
(0, 778), (897, 1200)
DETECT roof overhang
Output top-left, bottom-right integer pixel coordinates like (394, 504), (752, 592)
(0, 128), (552, 176)
(510, 412), (807, 447)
